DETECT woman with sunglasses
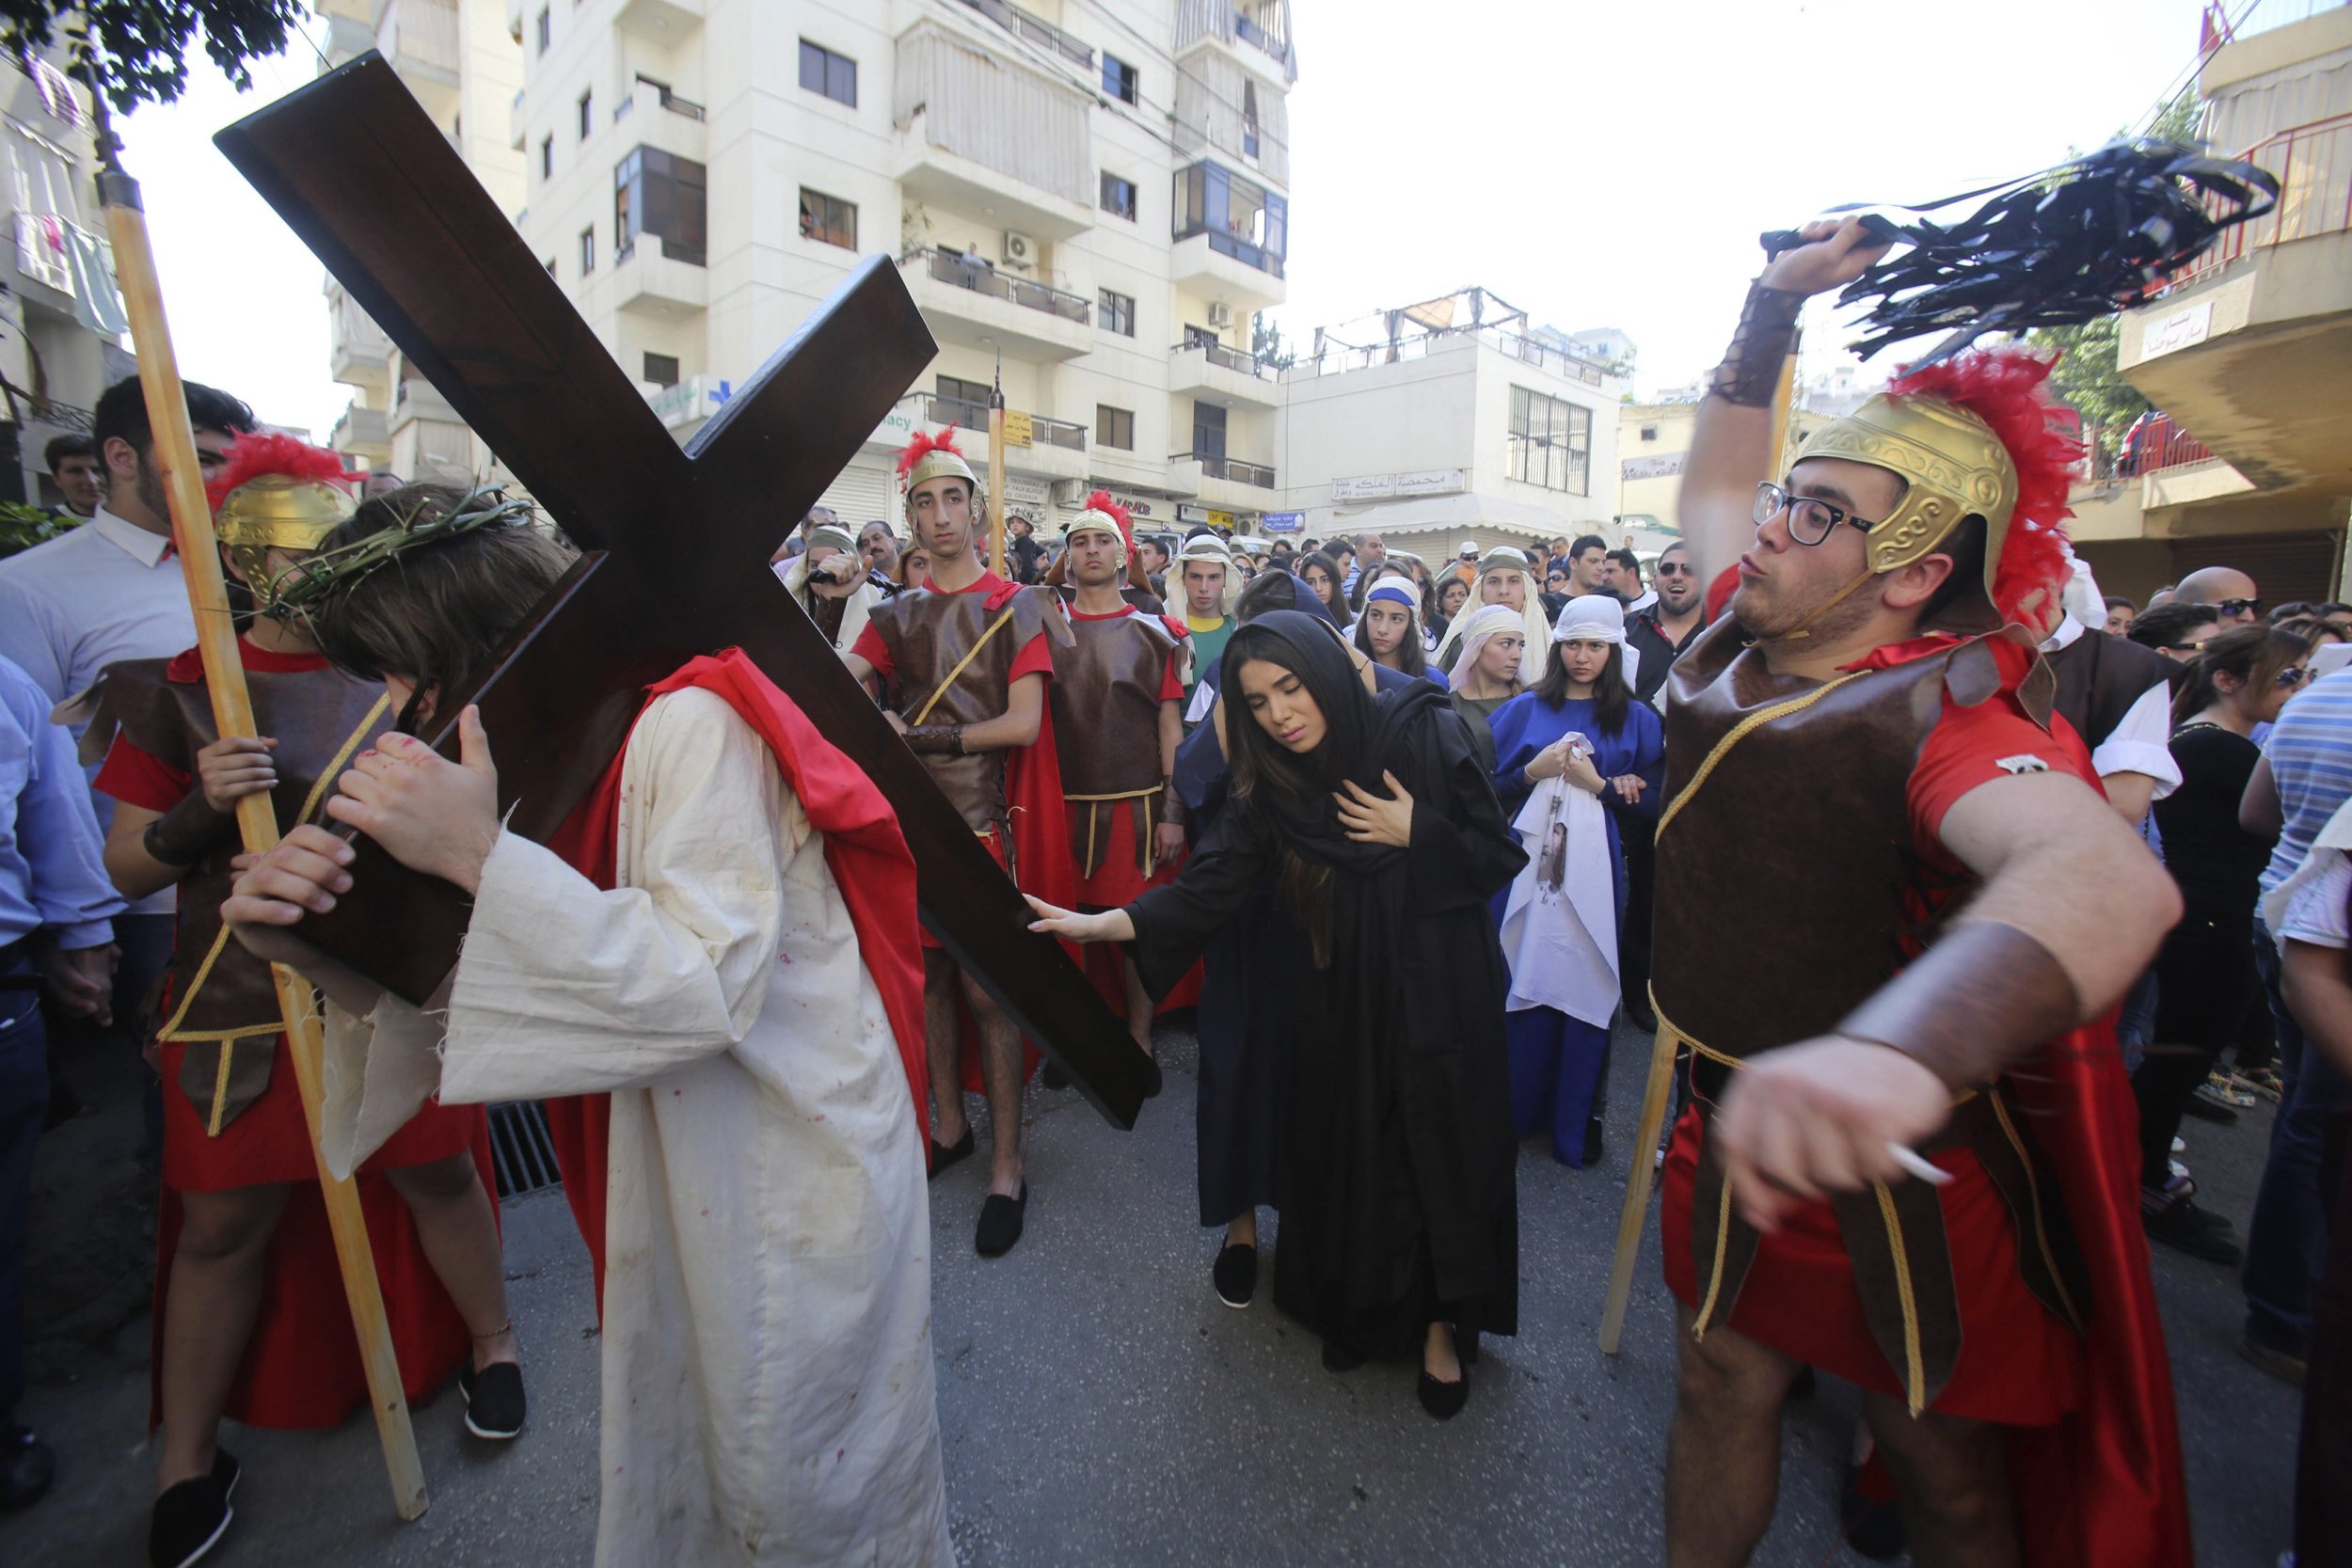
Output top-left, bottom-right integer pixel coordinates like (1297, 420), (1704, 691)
(2136, 621), (2313, 1264)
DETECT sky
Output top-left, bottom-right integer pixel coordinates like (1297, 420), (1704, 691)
(107, 0), (2228, 434)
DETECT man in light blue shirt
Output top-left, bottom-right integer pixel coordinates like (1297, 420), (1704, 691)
(0, 651), (123, 1510)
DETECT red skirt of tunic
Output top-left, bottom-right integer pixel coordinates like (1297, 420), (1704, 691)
(151, 1034), (494, 1430)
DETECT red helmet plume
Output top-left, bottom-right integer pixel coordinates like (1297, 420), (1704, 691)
(204, 432), (356, 513)
(896, 424), (965, 482)
(1888, 346), (2077, 624)
(1074, 489), (1136, 553)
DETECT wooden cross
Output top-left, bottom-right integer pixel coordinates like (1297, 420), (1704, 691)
(214, 54), (1146, 1127)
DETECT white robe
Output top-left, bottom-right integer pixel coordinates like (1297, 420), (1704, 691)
(320, 686), (952, 1568)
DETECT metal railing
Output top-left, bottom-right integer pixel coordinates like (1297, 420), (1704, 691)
(1030, 413), (1088, 451)
(955, 0), (1094, 70)
(634, 73), (705, 121)
(1173, 451), (1276, 487)
(1293, 323), (1610, 388)
(1175, 340), (1277, 379)
(2117, 420), (2216, 477)
(2164, 111), (2352, 292)
(921, 395), (1087, 451)
(1175, 224), (1286, 278)
(910, 247), (1091, 325)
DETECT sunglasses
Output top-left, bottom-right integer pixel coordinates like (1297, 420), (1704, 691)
(2277, 666), (2310, 689)
(2218, 598), (2261, 617)
(1655, 562), (1693, 577)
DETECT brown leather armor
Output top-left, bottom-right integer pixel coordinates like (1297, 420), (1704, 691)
(1050, 607), (1183, 875)
(1652, 617), (2088, 1412)
(865, 582), (1069, 832)
(2044, 625), (2174, 752)
(89, 657), (389, 1134)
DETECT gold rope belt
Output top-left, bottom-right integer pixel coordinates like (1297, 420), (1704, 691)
(1064, 784), (1164, 878)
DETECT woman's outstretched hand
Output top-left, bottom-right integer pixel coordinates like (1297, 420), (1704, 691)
(1025, 895), (1136, 944)
(1336, 771), (1414, 847)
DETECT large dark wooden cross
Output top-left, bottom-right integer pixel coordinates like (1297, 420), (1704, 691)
(214, 54), (1146, 1128)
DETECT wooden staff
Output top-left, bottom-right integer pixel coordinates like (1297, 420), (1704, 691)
(98, 164), (429, 1521)
(987, 356), (1007, 578)
(1598, 1011), (1679, 1354)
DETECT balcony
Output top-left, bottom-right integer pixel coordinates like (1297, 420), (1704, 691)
(613, 238), (708, 316)
(1172, 161), (1288, 312)
(329, 403), (390, 462)
(376, 0), (460, 119)
(1168, 451), (1278, 511)
(951, 0), (1093, 71)
(613, 77), (707, 163)
(327, 282), (392, 392)
(893, 20), (1096, 240)
(615, 0), (703, 41)
(1173, 0), (1297, 83)
(1168, 339), (1280, 410)
(900, 246), (1092, 359)
(912, 394), (1089, 482)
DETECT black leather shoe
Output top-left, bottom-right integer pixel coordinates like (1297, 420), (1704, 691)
(975, 1183), (1027, 1257)
(149, 1448), (239, 1568)
(1212, 1243), (1257, 1308)
(928, 1127), (974, 1180)
(1320, 1338), (1364, 1373)
(459, 1360), (527, 1440)
(1417, 1368), (1470, 1419)
(1143, 1056), (1164, 1099)
(1840, 1462), (1906, 1560)
(0, 1424), (55, 1512)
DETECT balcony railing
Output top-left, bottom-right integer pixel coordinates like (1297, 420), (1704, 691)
(1175, 451), (1276, 487)
(1292, 324), (1610, 387)
(954, 0), (1094, 70)
(922, 395), (1088, 451)
(913, 247), (1091, 325)
(2162, 112), (2352, 293)
(1177, 340), (1278, 379)
(1029, 413), (1088, 451)
(2117, 420), (2216, 477)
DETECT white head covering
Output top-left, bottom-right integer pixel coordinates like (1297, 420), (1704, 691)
(1433, 550), (1549, 682)
(1175, 533), (1241, 615)
(1448, 602), (1528, 692)
(1549, 592), (1640, 689)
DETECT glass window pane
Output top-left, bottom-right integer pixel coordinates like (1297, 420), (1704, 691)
(800, 42), (825, 94)
(830, 55), (856, 106)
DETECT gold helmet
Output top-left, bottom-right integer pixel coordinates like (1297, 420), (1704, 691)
(896, 426), (982, 502)
(206, 434), (358, 612)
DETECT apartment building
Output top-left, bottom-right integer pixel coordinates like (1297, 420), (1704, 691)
(2092, 3), (2352, 604)
(0, 46), (134, 505)
(1272, 289), (1626, 557)
(462, 0), (1296, 532)
(318, 0), (527, 476)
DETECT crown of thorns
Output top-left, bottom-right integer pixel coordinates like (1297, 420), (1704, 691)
(265, 483), (539, 627)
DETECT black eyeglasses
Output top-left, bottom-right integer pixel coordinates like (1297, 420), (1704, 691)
(1655, 562), (1693, 578)
(2218, 597), (2261, 617)
(1754, 481), (1881, 546)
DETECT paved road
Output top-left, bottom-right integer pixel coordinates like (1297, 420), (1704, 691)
(2, 1021), (2298, 1566)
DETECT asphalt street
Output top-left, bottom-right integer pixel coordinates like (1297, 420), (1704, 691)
(1, 1019), (2300, 1566)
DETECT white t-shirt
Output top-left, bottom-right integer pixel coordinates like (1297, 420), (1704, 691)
(2280, 856), (2351, 951)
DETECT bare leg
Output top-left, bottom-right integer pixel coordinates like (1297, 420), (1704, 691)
(960, 970), (1025, 1198)
(924, 950), (966, 1147)
(1225, 1210), (1257, 1249)
(1423, 1321), (1461, 1383)
(385, 1152), (516, 1371)
(1664, 1305), (1802, 1567)
(1861, 1393), (2019, 1568)
(156, 1183), (290, 1491)
(1119, 954), (1155, 1056)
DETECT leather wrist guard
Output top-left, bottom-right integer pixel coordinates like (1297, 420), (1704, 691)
(143, 791), (240, 866)
(1158, 784), (1186, 830)
(1707, 278), (1806, 407)
(1836, 921), (2082, 1091)
(903, 724), (966, 756)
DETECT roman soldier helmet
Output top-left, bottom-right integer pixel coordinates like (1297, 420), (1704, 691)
(1788, 345), (2076, 633)
(897, 425), (982, 503)
(1046, 490), (1150, 592)
(205, 433), (359, 612)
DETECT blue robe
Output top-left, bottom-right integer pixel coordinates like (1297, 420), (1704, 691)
(1486, 694), (1665, 1166)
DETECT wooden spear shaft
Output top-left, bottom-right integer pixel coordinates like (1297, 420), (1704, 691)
(987, 357), (1008, 578)
(98, 167), (429, 1522)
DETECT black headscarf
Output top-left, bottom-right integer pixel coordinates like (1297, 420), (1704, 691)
(1221, 610), (1457, 876)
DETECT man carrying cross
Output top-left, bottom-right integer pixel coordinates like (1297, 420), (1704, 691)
(845, 428), (1074, 1258)
(224, 484), (953, 1568)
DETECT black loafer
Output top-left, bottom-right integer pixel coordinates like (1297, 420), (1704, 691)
(1417, 1368), (1470, 1419)
(459, 1359), (528, 1440)
(1212, 1243), (1257, 1308)
(149, 1447), (239, 1568)
(976, 1183), (1027, 1257)
(0, 1424), (55, 1512)
(928, 1127), (974, 1180)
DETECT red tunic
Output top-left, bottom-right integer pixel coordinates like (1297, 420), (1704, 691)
(97, 639), (492, 1431)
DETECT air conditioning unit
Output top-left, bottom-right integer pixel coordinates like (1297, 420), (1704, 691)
(1206, 301), (1234, 329)
(1003, 230), (1037, 269)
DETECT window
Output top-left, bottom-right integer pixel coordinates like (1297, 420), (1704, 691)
(935, 374), (990, 427)
(539, 135), (552, 179)
(1183, 324), (1219, 350)
(643, 353), (681, 388)
(798, 187), (856, 249)
(1639, 424), (1660, 442)
(535, 7), (550, 54)
(1103, 55), (1138, 104)
(615, 147), (707, 264)
(1242, 82), (1260, 160)
(1098, 289), (1135, 337)
(577, 90), (593, 139)
(579, 224), (596, 275)
(1506, 387), (1592, 494)
(1173, 161), (1285, 276)
(1192, 401), (1226, 460)
(799, 40), (857, 107)
(1100, 171), (1137, 222)
(1097, 405), (1135, 451)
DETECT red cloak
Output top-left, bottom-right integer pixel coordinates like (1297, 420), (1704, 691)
(536, 651), (930, 1307)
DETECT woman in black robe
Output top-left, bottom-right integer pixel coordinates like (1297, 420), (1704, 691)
(1031, 610), (1525, 1418)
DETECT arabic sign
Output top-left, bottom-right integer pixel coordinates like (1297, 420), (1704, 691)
(1329, 468), (1465, 501)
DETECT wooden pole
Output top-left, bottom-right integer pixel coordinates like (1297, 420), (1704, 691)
(98, 166), (429, 1522)
(1598, 1014), (1680, 1354)
(987, 354), (1008, 578)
